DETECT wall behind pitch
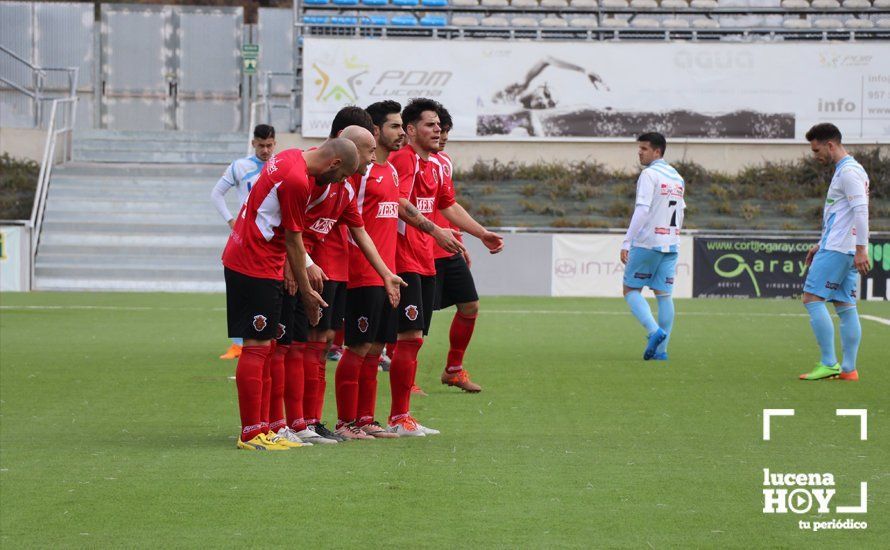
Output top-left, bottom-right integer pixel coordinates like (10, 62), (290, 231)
(462, 233), (552, 297)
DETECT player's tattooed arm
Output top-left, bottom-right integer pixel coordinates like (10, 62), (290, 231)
(398, 198), (465, 254)
(440, 203), (504, 254)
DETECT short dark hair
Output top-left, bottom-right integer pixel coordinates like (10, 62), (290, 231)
(254, 124), (275, 140)
(401, 98), (442, 129)
(329, 106), (374, 138)
(805, 123), (842, 144)
(437, 104), (453, 132)
(637, 132), (667, 156)
(366, 100), (402, 128)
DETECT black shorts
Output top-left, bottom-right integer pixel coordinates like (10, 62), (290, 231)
(316, 280), (347, 332)
(277, 291), (309, 345)
(434, 253), (479, 310)
(225, 267), (283, 340)
(344, 286), (398, 346)
(396, 272), (436, 335)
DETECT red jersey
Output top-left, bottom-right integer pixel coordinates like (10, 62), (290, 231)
(390, 144), (456, 276)
(302, 179), (363, 258)
(430, 152), (464, 260)
(347, 161), (400, 289)
(222, 149), (311, 280)
(311, 224), (349, 282)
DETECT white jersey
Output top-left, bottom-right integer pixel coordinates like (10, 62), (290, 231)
(820, 155), (869, 254)
(221, 155), (266, 205)
(629, 160), (686, 252)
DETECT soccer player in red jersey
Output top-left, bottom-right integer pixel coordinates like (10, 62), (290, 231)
(222, 138), (359, 450)
(429, 105), (484, 393)
(387, 98), (504, 437)
(332, 100), (407, 439)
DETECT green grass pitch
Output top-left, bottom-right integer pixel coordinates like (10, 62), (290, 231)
(1, 292), (888, 548)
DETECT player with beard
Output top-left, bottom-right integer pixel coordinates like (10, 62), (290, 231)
(387, 98), (504, 437)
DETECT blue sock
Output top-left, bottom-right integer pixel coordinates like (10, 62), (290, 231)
(232, 338), (243, 346)
(656, 294), (674, 354)
(836, 306), (861, 373)
(805, 301), (837, 366)
(625, 291), (659, 335)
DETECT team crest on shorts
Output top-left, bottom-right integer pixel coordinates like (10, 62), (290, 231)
(357, 316), (370, 333)
(276, 323), (286, 340)
(405, 305), (419, 321)
(252, 315), (267, 331)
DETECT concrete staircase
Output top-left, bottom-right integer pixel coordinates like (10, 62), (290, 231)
(35, 131), (246, 292)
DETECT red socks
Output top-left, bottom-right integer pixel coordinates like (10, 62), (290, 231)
(269, 343), (288, 433)
(236, 345), (271, 442)
(316, 359), (327, 422)
(303, 342), (326, 425)
(356, 354), (380, 427)
(260, 341), (275, 432)
(334, 349), (364, 427)
(284, 343), (306, 431)
(389, 338), (423, 421)
(446, 312), (477, 373)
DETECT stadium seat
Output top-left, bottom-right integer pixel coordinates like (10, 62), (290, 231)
(663, 17), (691, 27)
(512, 0), (539, 6)
(512, 16), (539, 26)
(367, 15), (389, 24)
(303, 15), (330, 24)
(875, 0), (890, 6)
(814, 17), (844, 27)
(602, 0), (629, 6)
(361, 0), (388, 4)
(782, 17), (812, 27)
(421, 14), (448, 25)
(452, 0), (479, 5)
(662, 0), (690, 6)
(422, 0), (450, 5)
(841, 0), (871, 7)
(690, 0), (718, 7)
(692, 17), (720, 27)
(632, 17), (661, 27)
(631, 0), (659, 7)
(781, 0), (810, 7)
(331, 16), (359, 24)
(391, 14), (420, 24)
(541, 16), (569, 26)
(481, 15), (510, 25)
(811, 0), (840, 6)
(569, 0), (598, 6)
(601, 17), (630, 26)
(481, 0), (509, 5)
(570, 17), (599, 27)
(452, 14), (481, 25)
(877, 17), (890, 26)
(392, 0), (419, 5)
(303, 0), (329, 4)
(541, 0), (569, 6)
(844, 17), (874, 27)
(332, 0), (360, 5)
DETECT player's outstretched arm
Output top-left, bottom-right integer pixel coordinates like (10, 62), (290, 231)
(398, 198), (465, 254)
(285, 229), (328, 326)
(348, 226), (407, 307)
(440, 203), (504, 254)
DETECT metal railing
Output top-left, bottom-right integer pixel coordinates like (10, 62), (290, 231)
(28, 96), (78, 289)
(0, 45), (78, 128)
(246, 70), (299, 153)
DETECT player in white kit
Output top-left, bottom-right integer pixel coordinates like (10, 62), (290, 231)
(211, 124), (276, 359)
(620, 132), (685, 361)
(799, 123), (870, 381)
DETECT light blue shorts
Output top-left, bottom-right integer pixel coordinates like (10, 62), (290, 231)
(803, 249), (857, 303)
(623, 247), (678, 293)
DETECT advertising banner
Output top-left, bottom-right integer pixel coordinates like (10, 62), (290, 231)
(0, 226), (28, 292)
(551, 234), (693, 298)
(693, 237), (888, 301)
(302, 39), (889, 141)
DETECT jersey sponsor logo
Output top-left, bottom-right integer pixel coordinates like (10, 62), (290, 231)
(309, 217), (337, 235)
(276, 323), (286, 340)
(377, 202), (399, 218)
(358, 316), (370, 333)
(405, 305), (419, 321)
(253, 315), (268, 331)
(655, 227), (671, 235)
(416, 197), (435, 214)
